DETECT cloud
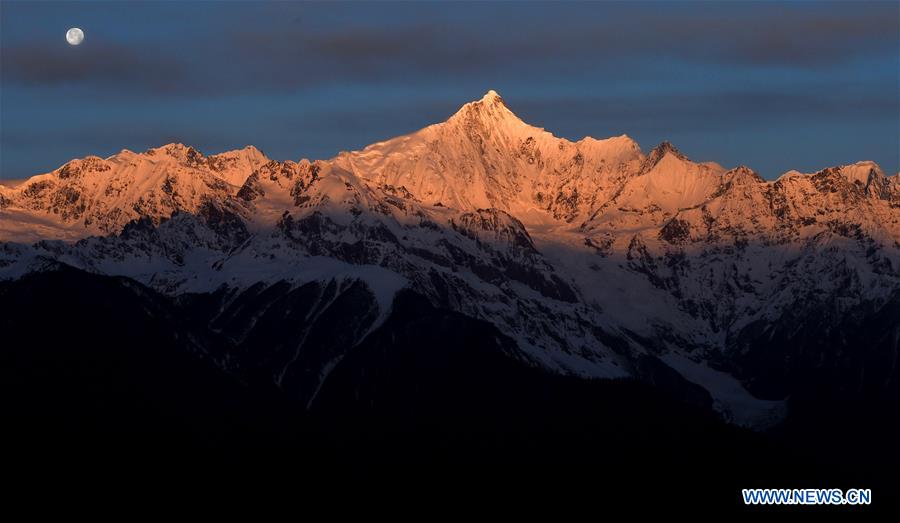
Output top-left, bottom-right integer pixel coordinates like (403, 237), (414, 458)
(1, 42), (187, 92)
(225, 2), (898, 94)
(642, 5), (899, 68)
(2, 2), (895, 97)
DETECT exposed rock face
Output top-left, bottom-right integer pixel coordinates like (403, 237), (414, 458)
(1, 90), (897, 428)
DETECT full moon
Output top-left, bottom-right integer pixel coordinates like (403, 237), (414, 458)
(66, 27), (84, 46)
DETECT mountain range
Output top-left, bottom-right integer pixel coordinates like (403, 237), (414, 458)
(2, 90), (898, 432)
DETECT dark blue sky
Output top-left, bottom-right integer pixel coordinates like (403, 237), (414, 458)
(1, 1), (897, 180)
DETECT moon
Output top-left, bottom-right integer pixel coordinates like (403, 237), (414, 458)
(66, 27), (84, 46)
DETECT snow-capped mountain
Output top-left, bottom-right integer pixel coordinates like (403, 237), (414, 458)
(2, 90), (898, 427)
(0, 143), (268, 242)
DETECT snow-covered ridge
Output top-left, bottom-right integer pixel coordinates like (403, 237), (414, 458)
(2, 90), (893, 242)
(0, 143), (269, 242)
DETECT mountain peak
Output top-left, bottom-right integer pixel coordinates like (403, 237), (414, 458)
(638, 140), (690, 174)
(141, 143), (199, 162)
(725, 165), (764, 184)
(481, 89), (503, 104)
(149, 142), (189, 152)
(446, 89), (534, 136)
(835, 161), (889, 198)
(653, 141), (685, 158)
